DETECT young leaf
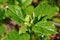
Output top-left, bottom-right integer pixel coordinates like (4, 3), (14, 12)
(6, 6), (24, 24)
(53, 18), (60, 23)
(0, 24), (5, 35)
(4, 30), (19, 40)
(0, 9), (5, 23)
(17, 0), (32, 8)
(25, 6), (34, 15)
(21, 0), (32, 8)
(19, 33), (30, 40)
(19, 26), (28, 34)
(32, 20), (57, 35)
(34, 1), (58, 18)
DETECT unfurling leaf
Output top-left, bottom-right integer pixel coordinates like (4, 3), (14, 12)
(19, 26), (27, 34)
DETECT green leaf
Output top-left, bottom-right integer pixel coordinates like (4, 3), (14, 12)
(53, 18), (60, 23)
(15, 6), (26, 19)
(0, 24), (5, 35)
(21, 0), (32, 8)
(25, 6), (34, 15)
(8, 0), (15, 5)
(4, 30), (19, 40)
(0, 0), (8, 4)
(17, 0), (32, 8)
(6, 5), (24, 24)
(0, 9), (5, 23)
(19, 33), (30, 40)
(17, 0), (26, 4)
(19, 26), (28, 34)
(32, 20), (57, 35)
(34, 1), (58, 18)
